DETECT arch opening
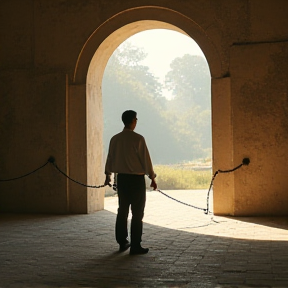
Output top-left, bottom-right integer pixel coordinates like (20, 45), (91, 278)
(86, 21), (197, 212)
(68, 8), (230, 214)
(102, 29), (212, 196)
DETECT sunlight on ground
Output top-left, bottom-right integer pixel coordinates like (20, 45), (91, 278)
(105, 190), (288, 241)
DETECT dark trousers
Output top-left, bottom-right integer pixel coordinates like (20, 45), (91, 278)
(116, 174), (146, 248)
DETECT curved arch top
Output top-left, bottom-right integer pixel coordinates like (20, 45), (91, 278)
(73, 6), (223, 84)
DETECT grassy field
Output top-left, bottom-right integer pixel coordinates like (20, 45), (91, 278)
(151, 164), (212, 190)
(105, 162), (213, 196)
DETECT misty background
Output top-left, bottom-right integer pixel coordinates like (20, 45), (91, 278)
(102, 30), (212, 166)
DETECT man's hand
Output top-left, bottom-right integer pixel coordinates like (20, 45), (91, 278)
(104, 175), (111, 187)
(150, 179), (157, 190)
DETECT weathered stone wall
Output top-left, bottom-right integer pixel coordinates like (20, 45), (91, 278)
(230, 42), (288, 215)
(0, 0), (287, 215)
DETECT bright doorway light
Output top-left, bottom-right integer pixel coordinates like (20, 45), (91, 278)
(102, 29), (211, 194)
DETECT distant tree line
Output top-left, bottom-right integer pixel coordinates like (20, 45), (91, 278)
(102, 42), (211, 164)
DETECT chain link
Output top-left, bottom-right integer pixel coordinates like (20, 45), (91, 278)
(157, 160), (248, 214)
(157, 189), (207, 212)
(51, 162), (107, 189)
(0, 157), (249, 215)
(0, 161), (49, 182)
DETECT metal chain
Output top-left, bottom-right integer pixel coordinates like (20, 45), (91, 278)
(0, 156), (249, 215)
(0, 161), (49, 182)
(48, 157), (108, 189)
(157, 189), (207, 212)
(52, 163), (107, 189)
(157, 159), (250, 214)
(0, 157), (108, 189)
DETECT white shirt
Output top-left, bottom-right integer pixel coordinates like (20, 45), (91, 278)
(105, 129), (156, 179)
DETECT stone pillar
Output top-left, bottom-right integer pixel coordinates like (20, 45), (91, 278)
(86, 81), (105, 213)
(67, 83), (104, 214)
(67, 84), (88, 213)
(230, 42), (288, 216)
(212, 77), (235, 215)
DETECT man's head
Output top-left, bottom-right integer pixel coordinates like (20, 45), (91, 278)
(122, 110), (137, 130)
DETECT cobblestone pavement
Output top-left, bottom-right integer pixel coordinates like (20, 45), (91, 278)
(0, 190), (288, 288)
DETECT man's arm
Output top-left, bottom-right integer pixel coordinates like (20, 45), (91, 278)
(150, 177), (157, 190)
(139, 137), (157, 190)
(104, 139), (113, 186)
(104, 174), (111, 186)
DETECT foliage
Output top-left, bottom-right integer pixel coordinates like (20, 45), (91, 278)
(102, 42), (212, 165)
(150, 165), (212, 190)
(164, 54), (212, 153)
(165, 54), (211, 110)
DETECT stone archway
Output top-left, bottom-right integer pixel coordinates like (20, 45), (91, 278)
(68, 6), (231, 214)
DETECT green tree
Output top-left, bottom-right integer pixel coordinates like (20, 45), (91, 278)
(102, 43), (180, 164)
(164, 54), (212, 158)
(102, 44), (211, 164)
(165, 54), (211, 110)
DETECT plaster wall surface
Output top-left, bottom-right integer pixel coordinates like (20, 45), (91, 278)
(230, 42), (288, 215)
(212, 77), (235, 215)
(0, 71), (68, 213)
(0, 0), (288, 215)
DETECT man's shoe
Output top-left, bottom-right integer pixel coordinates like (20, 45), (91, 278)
(119, 242), (131, 252)
(130, 246), (149, 255)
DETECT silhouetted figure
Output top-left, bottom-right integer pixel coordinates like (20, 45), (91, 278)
(105, 110), (157, 255)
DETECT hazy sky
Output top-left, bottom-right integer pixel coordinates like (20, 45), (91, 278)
(125, 29), (205, 81)
(120, 29), (206, 99)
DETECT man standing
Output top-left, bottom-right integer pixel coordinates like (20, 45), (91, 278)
(104, 110), (157, 255)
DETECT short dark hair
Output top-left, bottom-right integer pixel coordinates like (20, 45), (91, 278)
(122, 110), (137, 126)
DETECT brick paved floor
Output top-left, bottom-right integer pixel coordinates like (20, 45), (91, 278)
(0, 190), (288, 288)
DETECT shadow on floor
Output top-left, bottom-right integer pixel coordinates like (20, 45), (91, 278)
(0, 211), (288, 287)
